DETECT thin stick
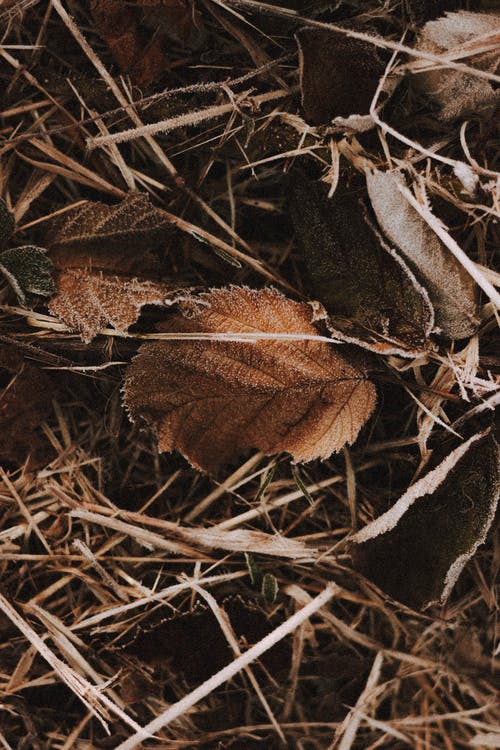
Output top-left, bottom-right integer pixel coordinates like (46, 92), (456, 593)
(114, 584), (338, 750)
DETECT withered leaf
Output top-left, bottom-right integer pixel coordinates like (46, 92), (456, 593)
(45, 193), (173, 255)
(0, 344), (55, 469)
(90, 0), (165, 88)
(351, 430), (500, 609)
(296, 27), (392, 131)
(0, 198), (15, 246)
(45, 194), (179, 342)
(124, 286), (376, 473)
(290, 174), (434, 357)
(412, 11), (500, 122)
(49, 270), (173, 344)
(0, 246), (55, 306)
(91, 0), (201, 87)
(122, 597), (290, 688)
(366, 169), (479, 340)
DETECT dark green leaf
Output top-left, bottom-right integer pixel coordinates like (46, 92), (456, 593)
(290, 174), (434, 357)
(0, 246), (55, 306)
(351, 430), (500, 609)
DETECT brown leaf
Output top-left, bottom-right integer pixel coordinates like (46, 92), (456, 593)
(90, 0), (166, 87)
(45, 194), (180, 342)
(90, 0), (201, 86)
(296, 27), (390, 131)
(366, 169), (479, 340)
(49, 269), (173, 343)
(123, 286), (376, 473)
(45, 193), (173, 257)
(290, 173), (434, 357)
(412, 11), (500, 122)
(351, 430), (500, 609)
(0, 344), (55, 469)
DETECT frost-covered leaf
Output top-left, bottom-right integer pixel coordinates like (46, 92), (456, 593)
(0, 246), (55, 306)
(290, 174), (434, 356)
(0, 344), (55, 469)
(412, 11), (500, 122)
(45, 193), (173, 254)
(351, 430), (499, 609)
(124, 286), (376, 473)
(0, 198), (15, 246)
(366, 169), (479, 340)
(296, 27), (397, 132)
(45, 194), (180, 342)
(49, 269), (174, 343)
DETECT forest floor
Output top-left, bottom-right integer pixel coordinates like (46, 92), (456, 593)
(0, 1), (499, 749)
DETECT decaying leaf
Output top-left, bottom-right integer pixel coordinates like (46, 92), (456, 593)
(90, 0), (165, 87)
(412, 11), (500, 122)
(0, 198), (14, 245)
(45, 194), (179, 342)
(124, 286), (376, 473)
(121, 596), (290, 688)
(366, 169), (479, 340)
(45, 193), (173, 254)
(90, 0), (201, 87)
(0, 246), (55, 306)
(351, 430), (500, 609)
(0, 344), (55, 469)
(290, 174), (434, 356)
(49, 270), (173, 343)
(296, 27), (396, 131)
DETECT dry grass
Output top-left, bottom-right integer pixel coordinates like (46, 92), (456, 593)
(0, 1), (499, 748)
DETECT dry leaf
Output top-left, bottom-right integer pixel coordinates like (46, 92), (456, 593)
(296, 27), (397, 132)
(45, 194), (179, 342)
(412, 11), (500, 122)
(0, 344), (55, 469)
(90, 0), (166, 87)
(45, 193), (173, 255)
(124, 286), (376, 473)
(90, 0), (201, 86)
(366, 169), (479, 340)
(121, 596), (290, 688)
(0, 246), (55, 306)
(49, 270), (173, 343)
(351, 430), (500, 609)
(406, 0), (469, 24)
(290, 174), (434, 356)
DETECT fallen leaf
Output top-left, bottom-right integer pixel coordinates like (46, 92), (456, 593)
(45, 193), (173, 255)
(121, 596), (290, 687)
(412, 11), (500, 122)
(0, 246), (55, 306)
(90, 0), (201, 86)
(0, 344), (55, 469)
(351, 429), (500, 609)
(123, 286), (376, 473)
(45, 194), (180, 342)
(405, 0), (469, 24)
(296, 27), (396, 131)
(49, 270), (173, 343)
(0, 198), (14, 246)
(90, 0), (165, 87)
(366, 169), (479, 340)
(290, 173), (434, 356)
